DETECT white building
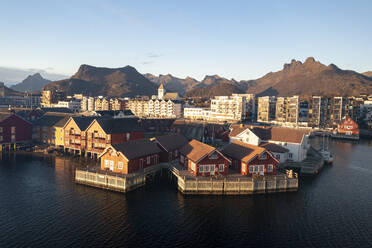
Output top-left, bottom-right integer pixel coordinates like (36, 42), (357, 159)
(128, 85), (182, 118)
(210, 94), (255, 121)
(229, 124), (311, 162)
(53, 100), (81, 112)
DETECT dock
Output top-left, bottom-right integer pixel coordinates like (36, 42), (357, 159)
(170, 165), (298, 195)
(75, 163), (168, 193)
(75, 162), (298, 195)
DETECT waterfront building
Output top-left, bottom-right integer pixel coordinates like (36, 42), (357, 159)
(63, 116), (97, 154)
(329, 97), (346, 127)
(32, 113), (70, 145)
(257, 96), (276, 123)
(336, 117), (359, 136)
(308, 96), (329, 128)
(84, 118), (144, 155)
(179, 139), (230, 176)
(153, 133), (189, 162)
(53, 116), (70, 148)
(99, 139), (161, 174)
(0, 113), (32, 145)
(259, 142), (289, 163)
(222, 141), (278, 176)
(229, 125), (311, 162)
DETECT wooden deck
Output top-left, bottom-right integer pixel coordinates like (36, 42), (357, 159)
(170, 165), (298, 195)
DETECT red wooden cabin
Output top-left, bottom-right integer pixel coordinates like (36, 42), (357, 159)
(179, 139), (230, 177)
(222, 140), (278, 176)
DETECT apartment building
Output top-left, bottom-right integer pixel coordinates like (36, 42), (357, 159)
(329, 97), (346, 127)
(308, 96), (329, 128)
(275, 97), (286, 123)
(286, 96), (299, 124)
(41, 90), (66, 107)
(257, 96), (276, 123)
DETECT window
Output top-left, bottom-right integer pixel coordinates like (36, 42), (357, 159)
(288, 153), (293, 159)
(218, 164), (224, 172)
(0, 127), (3, 132)
(180, 155), (184, 163)
(199, 165), (204, 172)
(99, 133), (103, 138)
(268, 164), (273, 172)
(276, 154), (281, 159)
(209, 153), (218, 159)
(249, 165), (254, 173)
(110, 160), (114, 167)
(104, 160), (109, 167)
(254, 166), (258, 173)
(147, 156), (150, 165)
(191, 162), (196, 171)
(242, 164), (246, 173)
(11, 135), (16, 141)
(259, 165), (264, 172)
(11, 126), (16, 134)
(260, 153), (267, 160)
(118, 162), (123, 170)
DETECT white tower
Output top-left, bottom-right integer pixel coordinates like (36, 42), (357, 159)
(158, 83), (165, 100)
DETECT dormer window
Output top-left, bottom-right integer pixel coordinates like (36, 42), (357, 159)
(259, 153), (267, 160)
(209, 153), (218, 160)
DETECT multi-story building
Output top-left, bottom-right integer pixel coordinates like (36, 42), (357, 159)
(257, 96), (276, 123)
(329, 97), (346, 127)
(308, 96), (329, 128)
(54, 100), (81, 112)
(275, 97), (286, 123)
(41, 90), (66, 107)
(286, 96), (299, 124)
(32, 113), (70, 145)
(129, 85), (182, 118)
(0, 112), (32, 148)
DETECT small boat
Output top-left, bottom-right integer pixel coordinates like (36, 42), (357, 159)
(319, 149), (333, 164)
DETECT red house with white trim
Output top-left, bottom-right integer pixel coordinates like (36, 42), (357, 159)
(99, 139), (161, 174)
(336, 117), (359, 136)
(222, 140), (278, 176)
(179, 139), (230, 177)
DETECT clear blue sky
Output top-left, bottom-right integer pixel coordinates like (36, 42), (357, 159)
(1, 0), (371, 81)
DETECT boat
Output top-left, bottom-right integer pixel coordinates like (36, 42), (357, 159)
(319, 133), (333, 164)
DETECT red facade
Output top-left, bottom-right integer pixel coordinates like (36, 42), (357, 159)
(0, 114), (32, 144)
(240, 152), (278, 176)
(180, 151), (230, 177)
(110, 131), (143, 144)
(337, 117), (359, 135)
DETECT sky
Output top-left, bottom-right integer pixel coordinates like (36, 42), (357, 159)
(0, 0), (371, 82)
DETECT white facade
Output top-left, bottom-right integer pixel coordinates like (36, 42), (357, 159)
(129, 99), (182, 118)
(230, 127), (309, 162)
(210, 94), (255, 121)
(53, 100), (81, 112)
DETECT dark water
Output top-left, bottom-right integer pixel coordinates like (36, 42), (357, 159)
(1, 138), (372, 248)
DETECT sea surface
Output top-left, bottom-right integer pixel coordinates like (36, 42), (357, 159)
(1, 137), (372, 248)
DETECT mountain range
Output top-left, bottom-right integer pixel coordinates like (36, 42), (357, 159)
(40, 57), (372, 98)
(10, 73), (51, 92)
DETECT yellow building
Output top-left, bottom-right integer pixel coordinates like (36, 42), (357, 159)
(53, 116), (70, 148)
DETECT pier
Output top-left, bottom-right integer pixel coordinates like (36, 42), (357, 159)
(75, 162), (298, 195)
(170, 165), (298, 195)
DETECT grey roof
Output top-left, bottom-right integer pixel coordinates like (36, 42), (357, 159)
(112, 139), (162, 160)
(155, 133), (189, 152)
(71, 116), (98, 131)
(41, 107), (73, 114)
(54, 116), (71, 128)
(96, 118), (143, 134)
(33, 114), (67, 127)
(95, 110), (134, 117)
